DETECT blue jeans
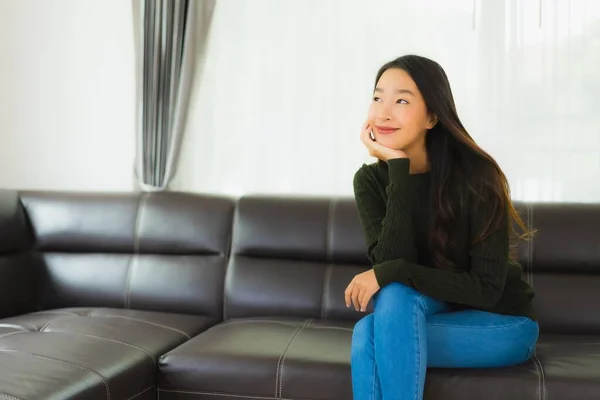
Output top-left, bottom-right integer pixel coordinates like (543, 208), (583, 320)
(350, 283), (539, 400)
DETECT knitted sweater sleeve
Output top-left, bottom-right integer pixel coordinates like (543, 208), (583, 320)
(353, 159), (509, 308)
(353, 158), (418, 265)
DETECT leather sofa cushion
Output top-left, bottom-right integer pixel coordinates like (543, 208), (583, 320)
(225, 196), (376, 321)
(38, 253), (227, 318)
(226, 197), (600, 334)
(0, 308), (215, 400)
(21, 191), (235, 320)
(21, 191), (234, 256)
(225, 255), (372, 321)
(158, 317), (600, 400)
(529, 273), (600, 334)
(533, 335), (600, 400)
(513, 203), (600, 335)
(426, 335), (600, 400)
(158, 317), (356, 400)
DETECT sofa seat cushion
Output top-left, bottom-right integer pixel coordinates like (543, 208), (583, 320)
(158, 318), (600, 400)
(530, 335), (600, 400)
(158, 317), (355, 400)
(0, 308), (216, 400)
(426, 334), (600, 400)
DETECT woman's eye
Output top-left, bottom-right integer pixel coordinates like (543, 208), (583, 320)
(397, 99), (408, 104)
(372, 97), (381, 102)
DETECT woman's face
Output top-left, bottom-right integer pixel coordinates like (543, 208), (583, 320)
(367, 68), (436, 151)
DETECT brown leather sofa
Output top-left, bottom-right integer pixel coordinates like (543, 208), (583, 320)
(0, 189), (599, 400)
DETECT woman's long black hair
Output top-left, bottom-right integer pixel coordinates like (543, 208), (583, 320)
(375, 55), (533, 270)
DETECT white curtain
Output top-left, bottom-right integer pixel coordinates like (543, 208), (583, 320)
(133, 0), (215, 191)
(174, 0), (600, 203)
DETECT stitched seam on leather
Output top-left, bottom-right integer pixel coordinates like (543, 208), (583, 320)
(528, 203), (534, 287)
(223, 254), (229, 321)
(0, 325), (28, 332)
(532, 353), (547, 400)
(0, 331), (27, 340)
(123, 254), (134, 309)
(278, 319), (311, 398)
(531, 354), (541, 400)
(275, 326), (301, 398)
(49, 330), (156, 364)
(320, 264), (333, 320)
(157, 389), (294, 400)
(125, 192), (146, 309)
(126, 256), (139, 309)
(90, 315), (190, 339)
(31, 310), (80, 316)
(326, 198), (335, 262)
(0, 393), (23, 400)
(40, 316), (76, 332)
(218, 320), (353, 331)
(0, 349), (111, 399)
(220, 320), (302, 328)
(308, 325), (353, 332)
(532, 350), (542, 400)
(546, 342), (600, 347)
(127, 385), (155, 400)
(320, 199), (336, 320)
(222, 196), (236, 322)
(536, 353), (547, 400)
(40, 319), (55, 331)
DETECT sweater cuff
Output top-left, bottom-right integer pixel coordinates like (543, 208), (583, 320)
(373, 259), (413, 289)
(373, 260), (399, 288)
(386, 158), (410, 185)
(373, 264), (391, 288)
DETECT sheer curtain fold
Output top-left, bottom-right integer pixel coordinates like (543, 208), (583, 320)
(133, 0), (213, 191)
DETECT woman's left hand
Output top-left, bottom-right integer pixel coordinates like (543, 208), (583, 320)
(360, 122), (407, 161)
(345, 269), (380, 312)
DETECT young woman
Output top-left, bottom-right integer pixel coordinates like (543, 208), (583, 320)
(345, 55), (539, 400)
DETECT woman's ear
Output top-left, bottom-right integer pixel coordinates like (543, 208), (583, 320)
(427, 113), (438, 129)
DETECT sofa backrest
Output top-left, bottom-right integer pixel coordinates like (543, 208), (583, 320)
(0, 190), (40, 318)
(224, 195), (373, 322)
(225, 196), (600, 333)
(3, 190), (599, 334)
(19, 191), (234, 320)
(513, 202), (600, 334)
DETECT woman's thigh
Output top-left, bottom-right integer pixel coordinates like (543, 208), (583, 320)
(426, 310), (539, 368)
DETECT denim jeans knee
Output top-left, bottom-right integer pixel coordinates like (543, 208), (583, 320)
(351, 314), (374, 358)
(374, 282), (424, 314)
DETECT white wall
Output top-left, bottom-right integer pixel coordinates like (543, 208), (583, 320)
(0, 0), (135, 192)
(174, 0), (600, 202)
(1, 0), (599, 202)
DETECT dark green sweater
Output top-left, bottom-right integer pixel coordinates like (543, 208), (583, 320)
(353, 158), (536, 320)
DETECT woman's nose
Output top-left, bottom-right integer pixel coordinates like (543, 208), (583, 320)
(375, 111), (391, 122)
(374, 105), (392, 121)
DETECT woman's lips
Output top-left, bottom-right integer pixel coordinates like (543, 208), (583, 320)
(375, 126), (399, 135)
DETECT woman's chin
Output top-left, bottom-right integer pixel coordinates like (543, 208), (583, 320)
(376, 136), (402, 149)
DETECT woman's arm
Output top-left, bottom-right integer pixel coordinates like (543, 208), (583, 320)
(372, 193), (509, 309)
(353, 157), (418, 264)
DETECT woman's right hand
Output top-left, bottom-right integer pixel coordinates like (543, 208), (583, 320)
(360, 122), (407, 161)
